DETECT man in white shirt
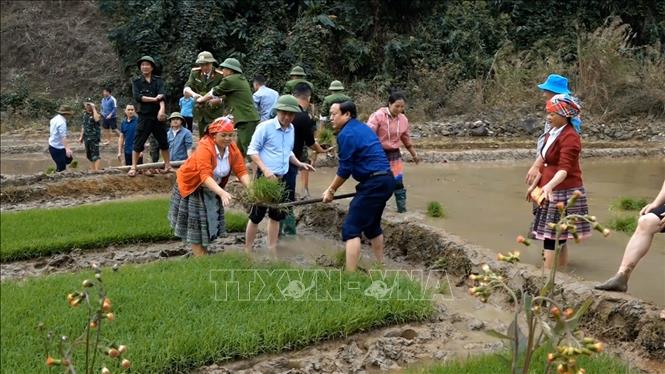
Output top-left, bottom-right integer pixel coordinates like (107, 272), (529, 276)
(49, 105), (75, 172)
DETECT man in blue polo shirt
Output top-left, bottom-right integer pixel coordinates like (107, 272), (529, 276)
(245, 95), (315, 255)
(322, 101), (395, 272)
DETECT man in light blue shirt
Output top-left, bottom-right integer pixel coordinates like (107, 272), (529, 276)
(166, 112), (193, 161)
(245, 95), (314, 254)
(49, 105), (75, 172)
(100, 87), (118, 145)
(252, 74), (279, 122)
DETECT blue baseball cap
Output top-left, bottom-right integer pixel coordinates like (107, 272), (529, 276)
(537, 74), (570, 94)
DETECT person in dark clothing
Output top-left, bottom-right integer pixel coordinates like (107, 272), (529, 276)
(128, 55), (172, 176)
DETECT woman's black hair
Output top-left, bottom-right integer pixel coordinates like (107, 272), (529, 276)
(388, 90), (406, 105)
(338, 100), (357, 118)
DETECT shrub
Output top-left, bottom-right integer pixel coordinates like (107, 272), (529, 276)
(616, 197), (648, 211)
(426, 201), (444, 218)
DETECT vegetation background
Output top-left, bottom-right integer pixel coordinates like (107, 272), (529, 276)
(1, 0), (663, 127)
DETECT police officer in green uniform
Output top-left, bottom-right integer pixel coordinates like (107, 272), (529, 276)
(321, 80), (351, 125)
(282, 66), (314, 94)
(183, 51), (226, 137)
(205, 58), (260, 157)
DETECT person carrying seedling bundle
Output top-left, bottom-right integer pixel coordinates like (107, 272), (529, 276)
(525, 74), (582, 186)
(322, 101), (395, 272)
(48, 105), (75, 172)
(168, 116), (250, 257)
(527, 95), (591, 270)
(280, 83), (331, 236)
(244, 95), (315, 254)
(79, 101), (102, 171)
(367, 91), (420, 213)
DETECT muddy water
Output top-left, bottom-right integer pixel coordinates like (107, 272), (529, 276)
(0, 149), (129, 174)
(306, 159), (665, 305)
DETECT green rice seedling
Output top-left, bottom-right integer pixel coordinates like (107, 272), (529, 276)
(70, 160), (78, 169)
(318, 126), (336, 147)
(244, 177), (287, 205)
(45, 166), (56, 174)
(426, 201), (444, 218)
(225, 211), (248, 232)
(608, 215), (637, 234)
(611, 196), (648, 212)
(1, 254), (433, 373)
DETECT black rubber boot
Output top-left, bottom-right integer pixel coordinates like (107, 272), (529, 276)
(395, 188), (407, 213)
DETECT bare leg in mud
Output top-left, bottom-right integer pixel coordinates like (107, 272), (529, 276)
(192, 244), (207, 257)
(543, 245), (567, 271)
(345, 235), (384, 272)
(596, 212), (661, 292)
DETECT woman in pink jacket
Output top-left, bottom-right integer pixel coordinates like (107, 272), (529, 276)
(367, 92), (420, 212)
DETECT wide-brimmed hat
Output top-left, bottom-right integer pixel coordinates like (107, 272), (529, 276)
(137, 55), (156, 70)
(220, 58), (242, 73)
(289, 66), (306, 77)
(195, 51), (218, 65)
(328, 80), (344, 91)
(537, 74), (570, 94)
(56, 104), (74, 115)
(273, 95), (301, 113)
(167, 112), (185, 122)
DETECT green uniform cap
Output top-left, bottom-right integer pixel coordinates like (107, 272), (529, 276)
(195, 51), (218, 65)
(137, 55), (156, 69)
(167, 112), (185, 121)
(220, 58), (243, 73)
(56, 104), (74, 115)
(289, 66), (306, 76)
(273, 95), (301, 113)
(328, 80), (345, 91)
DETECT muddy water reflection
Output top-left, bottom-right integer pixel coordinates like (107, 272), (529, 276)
(308, 159), (665, 305)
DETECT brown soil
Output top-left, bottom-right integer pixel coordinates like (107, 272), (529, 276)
(0, 0), (123, 98)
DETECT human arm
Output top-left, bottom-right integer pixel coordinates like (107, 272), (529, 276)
(201, 176), (234, 207)
(249, 153), (275, 179)
(158, 100), (166, 122)
(183, 86), (201, 100)
(117, 128), (125, 160)
(322, 175), (348, 203)
(90, 104), (102, 122)
(289, 152), (315, 171)
(185, 131), (193, 156)
(107, 97), (117, 119)
(525, 156), (545, 185)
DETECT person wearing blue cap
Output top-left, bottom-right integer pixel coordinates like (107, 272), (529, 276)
(525, 74), (582, 186)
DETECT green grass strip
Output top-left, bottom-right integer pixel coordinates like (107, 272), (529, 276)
(1, 254), (433, 373)
(410, 346), (635, 373)
(0, 199), (248, 262)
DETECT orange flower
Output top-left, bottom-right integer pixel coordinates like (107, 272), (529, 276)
(106, 313), (115, 321)
(46, 356), (61, 367)
(516, 235), (531, 246)
(121, 359), (131, 369)
(572, 190), (582, 197)
(547, 352), (556, 362)
(590, 342), (604, 353)
(102, 297), (112, 312)
(602, 228), (611, 237)
(550, 306), (561, 318)
(101, 367), (111, 374)
(556, 202), (565, 211)
(107, 348), (120, 358)
(563, 308), (575, 319)
(89, 320), (97, 329)
(118, 345), (127, 354)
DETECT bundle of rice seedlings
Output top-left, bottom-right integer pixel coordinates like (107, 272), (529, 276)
(426, 201), (445, 218)
(318, 127), (336, 147)
(242, 177), (287, 206)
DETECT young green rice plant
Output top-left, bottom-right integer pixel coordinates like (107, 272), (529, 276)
(45, 166), (56, 174)
(225, 211), (249, 232)
(40, 264), (132, 374)
(614, 197), (648, 211)
(426, 201), (444, 218)
(70, 160), (79, 169)
(607, 215), (637, 234)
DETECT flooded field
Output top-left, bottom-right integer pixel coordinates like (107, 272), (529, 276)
(306, 158), (665, 305)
